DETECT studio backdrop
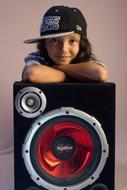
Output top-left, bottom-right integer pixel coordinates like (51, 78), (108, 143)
(13, 82), (115, 190)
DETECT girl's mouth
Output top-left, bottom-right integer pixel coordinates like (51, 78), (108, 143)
(56, 55), (70, 59)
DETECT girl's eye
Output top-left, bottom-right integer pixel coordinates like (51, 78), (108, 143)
(70, 39), (79, 44)
(51, 38), (58, 44)
(70, 40), (74, 43)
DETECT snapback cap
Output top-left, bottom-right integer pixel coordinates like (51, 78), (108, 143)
(24, 5), (87, 43)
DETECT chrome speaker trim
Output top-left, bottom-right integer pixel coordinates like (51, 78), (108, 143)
(15, 87), (46, 118)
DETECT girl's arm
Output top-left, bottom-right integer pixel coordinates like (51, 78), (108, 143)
(22, 64), (68, 83)
(53, 62), (108, 82)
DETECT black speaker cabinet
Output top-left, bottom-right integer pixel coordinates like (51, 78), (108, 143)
(13, 82), (115, 190)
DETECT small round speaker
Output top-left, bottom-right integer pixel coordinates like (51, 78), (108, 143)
(15, 87), (47, 118)
(89, 183), (109, 190)
(22, 107), (109, 190)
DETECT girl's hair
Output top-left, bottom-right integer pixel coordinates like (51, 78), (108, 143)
(37, 35), (95, 64)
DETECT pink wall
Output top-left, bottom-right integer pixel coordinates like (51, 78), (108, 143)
(0, 0), (127, 187)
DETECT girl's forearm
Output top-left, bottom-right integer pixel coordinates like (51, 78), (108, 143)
(54, 62), (108, 82)
(22, 65), (67, 83)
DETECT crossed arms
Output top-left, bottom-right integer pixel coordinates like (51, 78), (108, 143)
(22, 62), (108, 83)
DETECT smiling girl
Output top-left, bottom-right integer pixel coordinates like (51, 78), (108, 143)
(22, 5), (108, 83)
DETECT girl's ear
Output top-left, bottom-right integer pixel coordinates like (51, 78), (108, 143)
(37, 40), (46, 52)
(43, 40), (46, 49)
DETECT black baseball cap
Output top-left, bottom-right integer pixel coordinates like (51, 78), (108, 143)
(24, 5), (87, 43)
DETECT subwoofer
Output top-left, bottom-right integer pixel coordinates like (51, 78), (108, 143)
(13, 82), (115, 190)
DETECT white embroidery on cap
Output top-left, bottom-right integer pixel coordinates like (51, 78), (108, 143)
(76, 25), (82, 31)
(41, 16), (60, 32)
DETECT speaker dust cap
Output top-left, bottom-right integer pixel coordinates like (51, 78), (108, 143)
(15, 87), (46, 118)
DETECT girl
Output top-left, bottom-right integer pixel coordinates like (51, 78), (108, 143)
(22, 5), (108, 83)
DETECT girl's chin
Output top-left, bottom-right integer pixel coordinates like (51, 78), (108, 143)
(55, 61), (71, 65)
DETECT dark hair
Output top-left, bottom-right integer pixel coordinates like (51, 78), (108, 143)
(37, 35), (95, 65)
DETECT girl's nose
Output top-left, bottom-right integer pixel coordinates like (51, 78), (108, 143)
(59, 41), (68, 53)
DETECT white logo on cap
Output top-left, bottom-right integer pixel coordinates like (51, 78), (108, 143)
(41, 16), (60, 32)
(76, 25), (82, 31)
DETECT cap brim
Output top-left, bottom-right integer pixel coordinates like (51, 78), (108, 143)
(24, 31), (74, 44)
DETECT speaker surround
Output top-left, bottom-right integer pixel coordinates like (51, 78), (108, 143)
(13, 82), (115, 190)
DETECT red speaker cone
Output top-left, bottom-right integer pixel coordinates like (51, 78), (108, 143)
(37, 121), (95, 178)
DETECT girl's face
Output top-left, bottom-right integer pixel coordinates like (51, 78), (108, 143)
(45, 33), (80, 65)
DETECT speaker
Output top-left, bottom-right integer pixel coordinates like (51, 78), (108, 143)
(13, 82), (115, 190)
